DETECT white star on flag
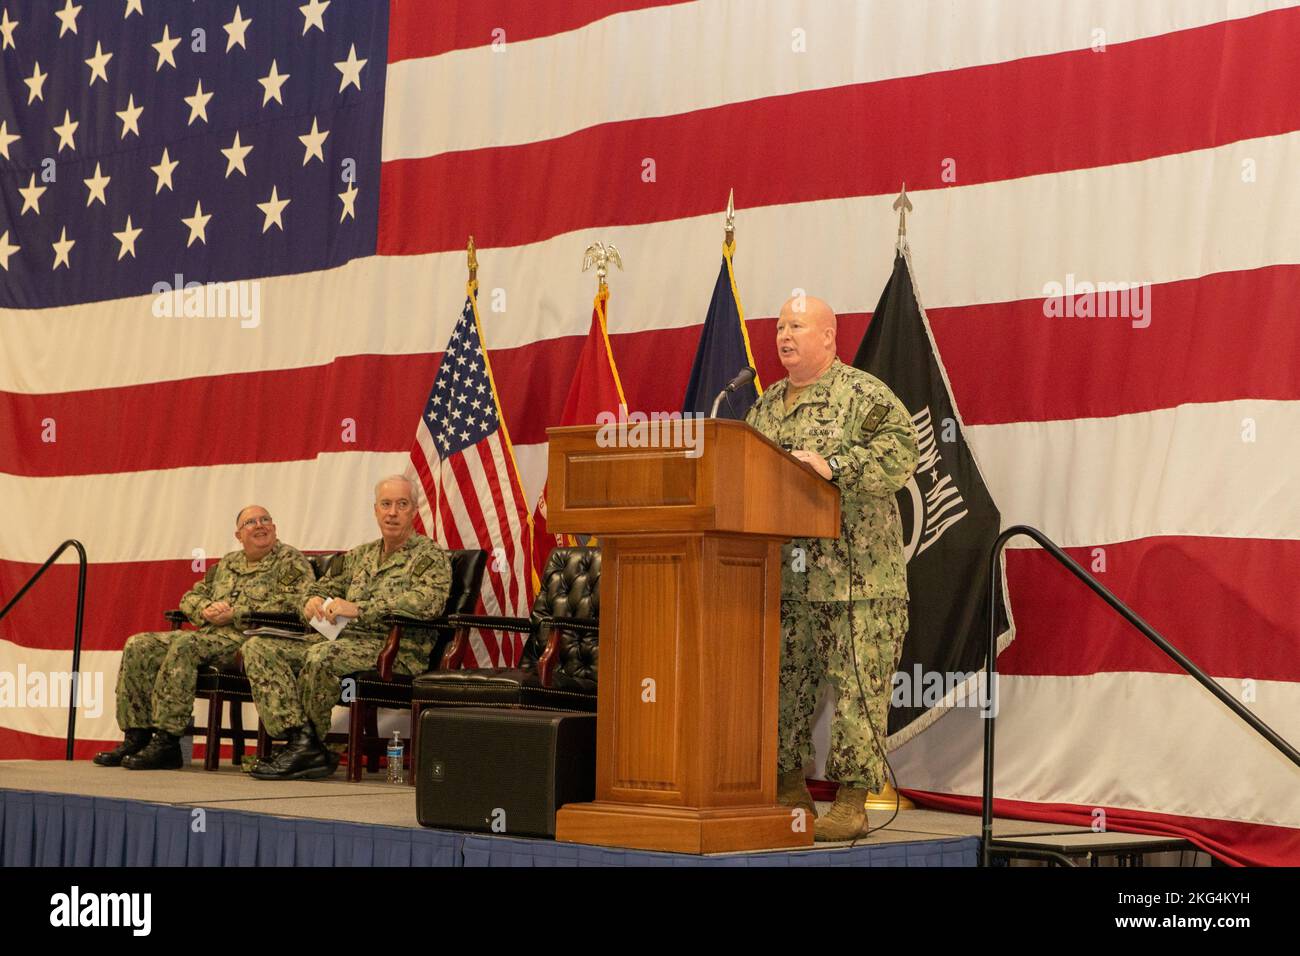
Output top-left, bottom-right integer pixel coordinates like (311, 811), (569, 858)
(259, 60), (290, 106)
(51, 228), (75, 270)
(116, 95), (143, 139)
(24, 62), (47, 104)
(55, 0), (81, 38)
(0, 8), (17, 50)
(298, 118), (329, 165)
(334, 44), (367, 92)
(224, 6), (251, 52)
(83, 163), (111, 207)
(151, 148), (178, 193)
(257, 186), (291, 233)
(113, 217), (142, 261)
(0, 122), (18, 160)
(0, 231), (19, 271)
(300, 0), (330, 35)
(19, 174), (45, 216)
(221, 132), (254, 177)
(152, 25), (180, 71)
(53, 110), (78, 152)
(184, 80), (213, 125)
(85, 41), (113, 86)
(182, 201), (211, 247)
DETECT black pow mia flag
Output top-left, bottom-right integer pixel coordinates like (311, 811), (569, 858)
(853, 250), (1012, 743)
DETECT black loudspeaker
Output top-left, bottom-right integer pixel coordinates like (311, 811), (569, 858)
(416, 707), (596, 838)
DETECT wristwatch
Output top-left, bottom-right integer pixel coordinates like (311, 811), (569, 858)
(826, 456), (841, 481)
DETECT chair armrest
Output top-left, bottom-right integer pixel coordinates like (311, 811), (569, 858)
(536, 618), (599, 686)
(438, 615), (535, 671)
(446, 614), (532, 633)
(244, 610), (309, 631)
(163, 610), (188, 629)
(377, 614), (459, 681)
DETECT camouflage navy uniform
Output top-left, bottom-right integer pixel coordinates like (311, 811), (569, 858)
(746, 358), (918, 791)
(115, 542), (314, 736)
(242, 534), (451, 739)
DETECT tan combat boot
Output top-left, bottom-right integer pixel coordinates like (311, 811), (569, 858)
(814, 784), (870, 842)
(777, 768), (817, 818)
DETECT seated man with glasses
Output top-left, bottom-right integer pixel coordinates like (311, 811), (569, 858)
(244, 475), (452, 780)
(94, 505), (315, 770)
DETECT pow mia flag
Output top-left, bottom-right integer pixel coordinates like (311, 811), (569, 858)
(853, 250), (1013, 744)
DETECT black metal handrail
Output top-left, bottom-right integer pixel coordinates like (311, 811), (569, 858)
(981, 525), (1300, 867)
(0, 540), (88, 760)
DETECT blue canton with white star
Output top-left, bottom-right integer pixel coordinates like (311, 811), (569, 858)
(424, 297), (501, 458)
(0, 0), (387, 308)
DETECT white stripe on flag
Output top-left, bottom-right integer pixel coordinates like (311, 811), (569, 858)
(8, 129), (1300, 393)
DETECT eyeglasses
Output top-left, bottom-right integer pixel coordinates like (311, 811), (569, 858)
(376, 498), (413, 512)
(239, 515), (275, 530)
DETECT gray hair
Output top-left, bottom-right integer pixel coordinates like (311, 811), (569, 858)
(374, 474), (419, 508)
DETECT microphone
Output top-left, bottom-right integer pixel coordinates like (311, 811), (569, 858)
(709, 367), (756, 418)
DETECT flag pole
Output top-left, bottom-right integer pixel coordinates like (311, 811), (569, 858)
(892, 182), (913, 255)
(867, 183), (919, 815)
(464, 234), (541, 599)
(466, 234), (478, 298)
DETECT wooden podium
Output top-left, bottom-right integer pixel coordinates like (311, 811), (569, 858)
(548, 419), (840, 854)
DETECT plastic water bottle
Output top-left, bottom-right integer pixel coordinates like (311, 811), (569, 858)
(386, 731), (404, 784)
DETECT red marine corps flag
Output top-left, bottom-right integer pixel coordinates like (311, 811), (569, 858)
(408, 245), (536, 666)
(531, 244), (628, 575)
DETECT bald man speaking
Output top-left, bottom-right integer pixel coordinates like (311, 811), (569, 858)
(744, 294), (919, 841)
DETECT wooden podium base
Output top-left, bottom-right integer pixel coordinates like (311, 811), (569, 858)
(556, 802), (814, 855)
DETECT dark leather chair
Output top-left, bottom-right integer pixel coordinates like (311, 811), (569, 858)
(336, 548), (488, 781)
(410, 546), (601, 781)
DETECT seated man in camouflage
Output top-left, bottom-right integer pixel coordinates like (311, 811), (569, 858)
(244, 475), (451, 780)
(94, 505), (314, 770)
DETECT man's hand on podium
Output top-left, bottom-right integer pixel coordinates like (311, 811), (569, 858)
(791, 449), (832, 480)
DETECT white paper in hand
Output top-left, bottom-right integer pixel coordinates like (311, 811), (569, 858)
(310, 613), (353, 641)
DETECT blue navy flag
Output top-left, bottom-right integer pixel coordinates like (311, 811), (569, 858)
(682, 244), (760, 418)
(0, 0), (386, 308)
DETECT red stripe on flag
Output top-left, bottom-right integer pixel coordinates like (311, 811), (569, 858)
(999, 537), (1300, 681)
(379, 8), (1300, 255)
(434, 468), (467, 551)
(7, 263), (1297, 475)
(901, 789), (1300, 867)
(8, 535), (1299, 684)
(386, 0), (694, 62)
(927, 264), (1300, 425)
(453, 447), (508, 618)
(0, 353), (438, 477)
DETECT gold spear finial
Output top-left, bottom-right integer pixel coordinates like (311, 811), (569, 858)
(581, 241), (623, 292)
(467, 235), (479, 291)
(892, 183), (913, 240)
(724, 188), (736, 249)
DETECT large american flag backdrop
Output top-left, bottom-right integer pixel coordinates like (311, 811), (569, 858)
(1, 2), (1297, 863)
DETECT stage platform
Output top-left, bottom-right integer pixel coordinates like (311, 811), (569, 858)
(0, 760), (1083, 867)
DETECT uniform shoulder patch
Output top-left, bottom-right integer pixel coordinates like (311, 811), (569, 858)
(862, 402), (892, 434)
(411, 556), (432, 577)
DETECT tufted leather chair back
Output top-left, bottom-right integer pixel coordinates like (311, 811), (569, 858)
(521, 546), (600, 689)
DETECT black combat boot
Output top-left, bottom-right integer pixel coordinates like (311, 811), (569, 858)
(250, 726), (334, 780)
(93, 728), (153, 767)
(122, 731), (184, 770)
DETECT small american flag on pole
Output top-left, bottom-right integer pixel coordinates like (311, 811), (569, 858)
(408, 284), (535, 667)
